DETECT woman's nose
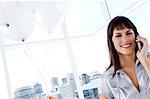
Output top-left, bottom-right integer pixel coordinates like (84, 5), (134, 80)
(121, 36), (129, 43)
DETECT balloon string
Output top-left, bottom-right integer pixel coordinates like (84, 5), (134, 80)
(22, 42), (49, 94)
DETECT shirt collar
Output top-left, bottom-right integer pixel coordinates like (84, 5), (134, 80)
(115, 59), (141, 75)
(135, 59), (140, 67)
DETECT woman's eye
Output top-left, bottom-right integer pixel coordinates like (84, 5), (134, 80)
(115, 35), (121, 37)
(127, 32), (133, 35)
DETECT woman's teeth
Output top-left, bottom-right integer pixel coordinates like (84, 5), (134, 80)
(122, 44), (131, 48)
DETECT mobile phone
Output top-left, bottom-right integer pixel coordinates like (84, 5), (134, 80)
(137, 34), (143, 50)
(137, 42), (142, 50)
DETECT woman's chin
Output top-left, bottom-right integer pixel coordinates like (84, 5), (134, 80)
(118, 49), (134, 55)
(119, 51), (134, 55)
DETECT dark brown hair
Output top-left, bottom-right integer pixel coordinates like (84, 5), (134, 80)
(106, 16), (139, 77)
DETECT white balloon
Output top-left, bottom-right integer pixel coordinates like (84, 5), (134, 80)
(22, 1), (40, 13)
(4, 2), (35, 41)
(0, 2), (16, 26)
(0, 3), (5, 25)
(36, 1), (68, 33)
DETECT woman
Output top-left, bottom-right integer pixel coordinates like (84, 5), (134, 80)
(99, 16), (150, 99)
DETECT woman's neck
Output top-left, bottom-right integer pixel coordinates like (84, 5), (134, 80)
(119, 53), (136, 68)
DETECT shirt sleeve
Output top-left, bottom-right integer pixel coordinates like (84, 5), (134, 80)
(99, 76), (113, 99)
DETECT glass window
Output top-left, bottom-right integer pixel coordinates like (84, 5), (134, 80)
(65, 1), (105, 37)
(0, 1), (150, 98)
(3, 42), (72, 98)
(106, 0), (140, 18)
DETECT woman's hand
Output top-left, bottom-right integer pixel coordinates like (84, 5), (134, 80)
(136, 36), (149, 60)
(136, 36), (150, 78)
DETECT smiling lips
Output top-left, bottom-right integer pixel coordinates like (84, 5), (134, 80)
(121, 43), (131, 48)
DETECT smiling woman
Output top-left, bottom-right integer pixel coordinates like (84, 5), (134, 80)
(112, 28), (136, 55)
(99, 16), (150, 99)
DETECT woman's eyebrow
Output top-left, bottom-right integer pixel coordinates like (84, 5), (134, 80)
(114, 32), (121, 35)
(114, 29), (132, 35)
(126, 29), (132, 33)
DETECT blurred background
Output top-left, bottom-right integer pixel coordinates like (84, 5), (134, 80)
(0, 0), (150, 99)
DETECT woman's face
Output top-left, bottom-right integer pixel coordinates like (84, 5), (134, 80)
(112, 27), (136, 55)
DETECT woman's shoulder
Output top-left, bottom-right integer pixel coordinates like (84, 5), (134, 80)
(102, 66), (114, 79)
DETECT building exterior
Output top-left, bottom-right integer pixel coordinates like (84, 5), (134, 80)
(62, 77), (67, 84)
(60, 82), (74, 99)
(14, 83), (44, 99)
(83, 88), (99, 99)
(51, 72), (101, 99)
(82, 73), (101, 99)
(60, 73), (77, 99)
(81, 74), (91, 84)
(51, 77), (59, 93)
(13, 72), (100, 99)
(67, 73), (77, 93)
